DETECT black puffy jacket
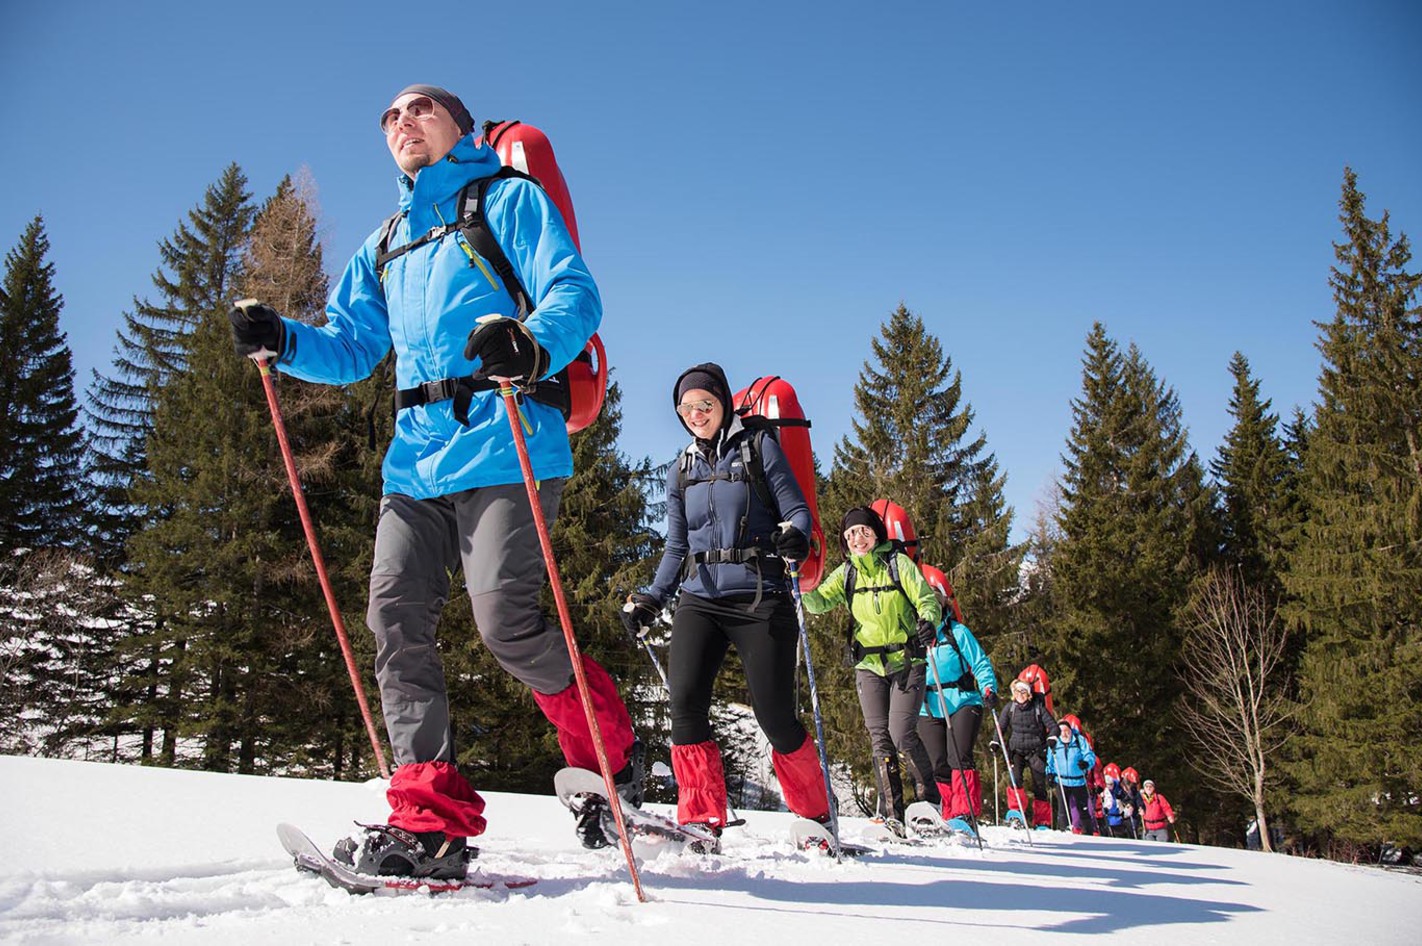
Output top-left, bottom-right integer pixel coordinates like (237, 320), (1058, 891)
(998, 696), (1055, 753)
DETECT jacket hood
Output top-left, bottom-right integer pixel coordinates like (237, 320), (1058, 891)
(671, 362), (735, 438)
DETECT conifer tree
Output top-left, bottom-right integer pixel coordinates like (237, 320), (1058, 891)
(1282, 169), (1422, 848)
(100, 166), (256, 766)
(0, 217), (86, 553)
(817, 304), (1019, 807)
(1049, 324), (1206, 779)
(1211, 353), (1295, 593)
(85, 165), (254, 565)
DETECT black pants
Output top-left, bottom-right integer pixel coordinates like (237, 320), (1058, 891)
(1009, 748), (1049, 801)
(916, 705), (981, 781)
(667, 593), (806, 753)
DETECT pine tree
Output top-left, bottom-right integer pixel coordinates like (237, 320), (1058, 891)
(1211, 353), (1295, 593)
(817, 304), (1019, 807)
(97, 166), (256, 766)
(0, 217), (86, 553)
(1281, 169), (1422, 849)
(1049, 324), (1206, 780)
(85, 165), (254, 565)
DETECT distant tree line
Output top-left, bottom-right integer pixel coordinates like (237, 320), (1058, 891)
(1, 166), (1416, 863)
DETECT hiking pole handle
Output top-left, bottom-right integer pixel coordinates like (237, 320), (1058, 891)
(496, 380), (646, 902)
(255, 360), (390, 779)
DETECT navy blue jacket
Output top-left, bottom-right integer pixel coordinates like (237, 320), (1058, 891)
(645, 416), (811, 604)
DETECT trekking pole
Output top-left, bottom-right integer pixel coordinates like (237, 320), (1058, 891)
(499, 382), (645, 902)
(992, 751), (1000, 824)
(923, 646), (985, 851)
(988, 710), (1033, 846)
(252, 356), (389, 780)
(786, 560), (842, 862)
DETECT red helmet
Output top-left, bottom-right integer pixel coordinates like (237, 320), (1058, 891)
(1104, 762), (1121, 781)
(1121, 766), (1140, 785)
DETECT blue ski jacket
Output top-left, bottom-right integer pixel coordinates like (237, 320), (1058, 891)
(645, 416), (812, 604)
(1045, 730), (1097, 788)
(919, 620), (998, 719)
(273, 135), (600, 498)
(1102, 779), (1132, 827)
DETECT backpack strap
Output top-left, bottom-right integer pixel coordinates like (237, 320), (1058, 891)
(375, 167), (576, 426)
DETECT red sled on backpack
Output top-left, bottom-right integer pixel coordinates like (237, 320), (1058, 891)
(919, 563), (965, 624)
(1018, 663), (1055, 716)
(733, 376), (824, 591)
(478, 120), (606, 433)
(871, 498), (921, 563)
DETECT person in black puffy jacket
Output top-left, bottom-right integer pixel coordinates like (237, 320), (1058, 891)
(997, 678), (1056, 828)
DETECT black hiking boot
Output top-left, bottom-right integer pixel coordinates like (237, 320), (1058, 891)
(568, 737), (646, 849)
(332, 823), (476, 880)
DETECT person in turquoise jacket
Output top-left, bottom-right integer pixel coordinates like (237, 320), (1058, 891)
(1045, 719), (1098, 833)
(229, 85), (638, 877)
(916, 569), (998, 831)
(802, 506), (942, 835)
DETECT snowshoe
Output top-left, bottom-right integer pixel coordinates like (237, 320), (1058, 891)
(553, 766), (719, 854)
(278, 824), (534, 895)
(945, 816), (980, 838)
(789, 817), (872, 857)
(331, 822), (475, 880)
(1004, 809), (1029, 829)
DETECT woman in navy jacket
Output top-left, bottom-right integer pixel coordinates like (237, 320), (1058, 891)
(623, 364), (824, 842)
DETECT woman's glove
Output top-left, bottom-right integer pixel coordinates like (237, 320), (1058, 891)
(620, 593), (661, 639)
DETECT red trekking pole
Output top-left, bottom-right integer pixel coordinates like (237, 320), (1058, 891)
(253, 357), (390, 780)
(498, 382), (646, 902)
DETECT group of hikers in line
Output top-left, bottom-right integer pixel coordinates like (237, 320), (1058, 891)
(229, 83), (1173, 882)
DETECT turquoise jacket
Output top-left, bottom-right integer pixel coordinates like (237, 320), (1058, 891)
(919, 619), (998, 718)
(274, 135), (600, 498)
(1045, 730), (1098, 788)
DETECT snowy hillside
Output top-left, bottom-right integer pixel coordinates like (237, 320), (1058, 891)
(1, 755), (1418, 944)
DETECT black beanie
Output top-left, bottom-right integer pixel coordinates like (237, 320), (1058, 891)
(839, 506), (887, 552)
(672, 363), (733, 437)
(391, 84), (474, 136)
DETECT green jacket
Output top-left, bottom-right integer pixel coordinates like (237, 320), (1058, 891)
(802, 543), (942, 677)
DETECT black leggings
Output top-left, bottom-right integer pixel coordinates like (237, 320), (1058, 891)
(1009, 748), (1049, 801)
(667, 593), (806, 753)
(917, 705), (982, 781)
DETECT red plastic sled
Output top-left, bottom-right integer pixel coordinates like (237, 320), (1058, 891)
(734, 376), (824, 591)
(919, 563), (965, 623)
(871, 498), (920, 563)
(478, 120), (603, 433)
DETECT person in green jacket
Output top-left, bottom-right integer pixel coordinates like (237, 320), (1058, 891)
(801, 506), (943, 835)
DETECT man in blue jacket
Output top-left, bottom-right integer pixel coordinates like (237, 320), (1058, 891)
(230, 85), (638, 878)
(1045, 719), (1098, 834)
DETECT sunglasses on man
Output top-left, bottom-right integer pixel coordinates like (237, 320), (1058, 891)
(380, 96), (437, 135)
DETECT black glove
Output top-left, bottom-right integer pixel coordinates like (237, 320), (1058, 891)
(620, 593), (660, 639)
(982, 687), (998, 710)
(773, 522), (810, 562)
(1077, 759), (1090, 772)
(464, 316), (547, 382)
(988, 740), (1001, 753)
(915, 618), (938, 649)
(1047, 735), (1060, 747)
(229, 299), (285, 360)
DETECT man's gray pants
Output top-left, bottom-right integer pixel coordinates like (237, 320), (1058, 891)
(367, 480), (571, 766)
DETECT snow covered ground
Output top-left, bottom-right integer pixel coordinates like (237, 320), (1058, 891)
(2, 754), (1418, 945)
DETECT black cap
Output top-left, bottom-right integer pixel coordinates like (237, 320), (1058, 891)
(672, 363), (733, 438)
(839, 506), (887, 553)
(390, 84), (473, 136)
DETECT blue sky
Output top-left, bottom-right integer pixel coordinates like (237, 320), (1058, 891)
(4, 1), (1418, 543)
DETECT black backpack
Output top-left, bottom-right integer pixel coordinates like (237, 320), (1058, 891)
(374, 166), (579, 426)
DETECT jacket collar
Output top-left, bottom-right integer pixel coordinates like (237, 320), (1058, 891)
(395, 135), (503, 213)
